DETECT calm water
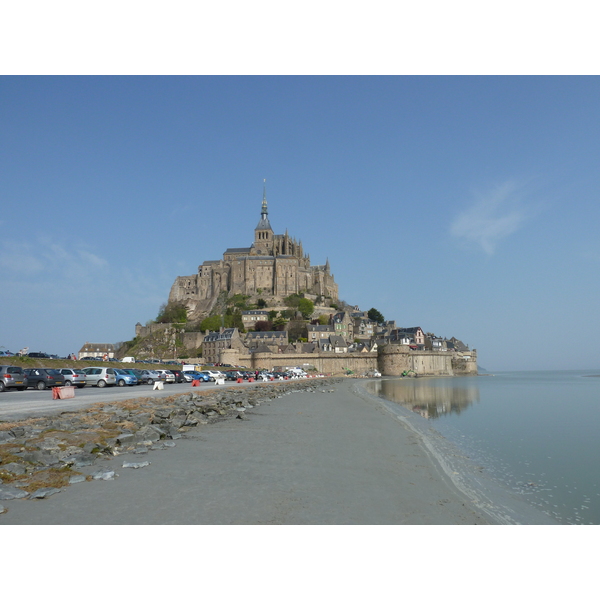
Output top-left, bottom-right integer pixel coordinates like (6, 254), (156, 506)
(367, 371), (600, 525)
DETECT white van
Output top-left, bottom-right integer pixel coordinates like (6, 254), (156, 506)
(122, 357), (135, 363)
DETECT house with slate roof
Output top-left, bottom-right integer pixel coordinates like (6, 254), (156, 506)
(242, 310), (269, 330)
(78, 343), (115, 360)
(202, 328), (245, 364)
(331, 312), (354, 343)
(307, 324), (334, 342)
(246, 330), (288, 352)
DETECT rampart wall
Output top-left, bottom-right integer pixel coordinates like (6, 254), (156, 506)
(378, 345), (477, 376)
(220, 345), (477, 376)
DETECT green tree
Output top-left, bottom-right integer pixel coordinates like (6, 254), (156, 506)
(288, 320), (308, 343)
(255, 320), (273, 331)
(284, 293), (303, 309)
(368, 307), (385, 324)
(272, 317), (287, 331)
(199, 315), (222, 331)
(256, 298), (267, 308)
(156, 302), (188, 324)
(297, 297), (314, 319)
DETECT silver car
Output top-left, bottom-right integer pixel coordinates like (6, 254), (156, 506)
(0, 365), (27, 392)
(81, 367), (116, 387)
(155, 369), (175, 383)
(59, 368), (88, 388)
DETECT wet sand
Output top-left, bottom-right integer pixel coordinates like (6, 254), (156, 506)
(0, 379), (553, 525)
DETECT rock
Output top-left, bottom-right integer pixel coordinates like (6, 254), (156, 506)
(91, 468), (116, 481)
(38, 438), (61, 452)
(122, 461), (150, 469)
(70, 455), (97, 468)
(0, 431), (16, 443)
(116, 433), (136, 447)
(20, 450), (45, 465)
(30, 487), (61, 500)
(83, 442), (101, 453)
(0, 504), (6, 514)
(166, 428), (182, 440)
(0, 484), (30, 500)
(69, 475), (86, 484)
(133, 425), (164, 443)
(153, 408), (172, 420)
(2, 462), (27, 476)
(131, 413), (153, 427)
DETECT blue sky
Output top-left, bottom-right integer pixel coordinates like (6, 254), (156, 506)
(2, 75), (599, 371)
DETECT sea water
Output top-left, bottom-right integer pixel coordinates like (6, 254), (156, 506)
(366, 371), (600, 525)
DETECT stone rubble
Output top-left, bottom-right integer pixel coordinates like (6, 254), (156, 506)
(0, 378), (340, 515)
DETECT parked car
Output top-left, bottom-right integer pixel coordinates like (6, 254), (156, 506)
(122, 368), (144, 384)
(113, 368), (138, 386)
(23, 368), (65, 390)
(168, 369), (186, 383)
(0, 365), (27, 391)
(27, 352), (49, 358)
(187, 371), (211, 382)
(155, 369), (176, 383)
(59, 368), (88, 388)
(139, 370), (161, 384)
(200, 370), (225, 381)
(81, 367), (117, 387)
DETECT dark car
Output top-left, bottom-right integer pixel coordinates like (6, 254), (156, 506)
(123, 368), (144, 384)
(27, 352), (50, 358)
(168, 369), (186, 383)
(0, 365), (28, 391)
(23, 368), (65, 390)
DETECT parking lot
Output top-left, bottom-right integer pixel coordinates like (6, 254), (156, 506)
(0, 377), (287, 421)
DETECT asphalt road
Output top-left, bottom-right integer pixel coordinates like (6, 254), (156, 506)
(0, 379), (275, 421)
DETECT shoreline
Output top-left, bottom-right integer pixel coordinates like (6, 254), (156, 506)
(354, 379), (559, 524)
(1, 377), (556, 524)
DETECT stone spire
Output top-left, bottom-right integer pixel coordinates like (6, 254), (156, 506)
(256, 179), (272, 231)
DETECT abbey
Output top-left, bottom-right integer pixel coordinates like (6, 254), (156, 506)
(168, 186), (339, 320)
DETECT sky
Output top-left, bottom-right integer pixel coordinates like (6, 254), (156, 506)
(1, 5), (600, 372)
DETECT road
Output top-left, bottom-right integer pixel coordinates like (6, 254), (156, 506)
(0, 379), (276, 421)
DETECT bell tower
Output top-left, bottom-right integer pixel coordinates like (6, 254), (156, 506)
(254, 179), (274, 254)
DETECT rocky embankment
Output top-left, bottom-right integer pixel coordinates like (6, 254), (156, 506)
(0, 378), (340, 514)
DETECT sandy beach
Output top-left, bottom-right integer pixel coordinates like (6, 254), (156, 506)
(0, 378), (553, 525)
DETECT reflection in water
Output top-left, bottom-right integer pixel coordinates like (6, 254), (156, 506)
(368, 377), (480, 419)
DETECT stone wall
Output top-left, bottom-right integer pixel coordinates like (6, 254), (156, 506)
(223, 349), (377, 375)
(216, 345), (477, 376)
(378, 345), (477, 376)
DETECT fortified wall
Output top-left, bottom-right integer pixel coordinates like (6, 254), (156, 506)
(218, 345), (477, 376)
(378, 345), (477, 376)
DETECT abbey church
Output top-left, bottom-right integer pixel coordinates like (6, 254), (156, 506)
(168, 186), (339, 321)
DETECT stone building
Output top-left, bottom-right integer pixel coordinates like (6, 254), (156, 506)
(78, 343), (115, 360)
(241, 310), (269, 330)
(246, 330), (288, 352)
(168, 185), (339, 321)
(201, 329), (245, 364)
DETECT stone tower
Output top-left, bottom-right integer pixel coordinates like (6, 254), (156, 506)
(253, 182), (274, 255)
